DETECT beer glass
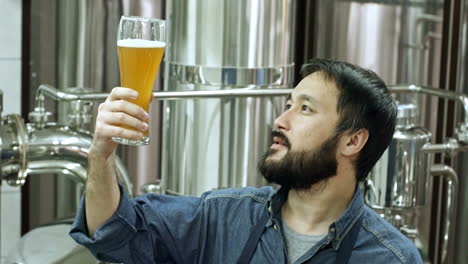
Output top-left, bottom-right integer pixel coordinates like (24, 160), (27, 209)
(112, 16), (166, 145)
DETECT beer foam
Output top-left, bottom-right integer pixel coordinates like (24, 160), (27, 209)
(118, 39), (166, 48)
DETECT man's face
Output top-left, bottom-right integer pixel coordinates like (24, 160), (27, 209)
(259, 73), (341, 190)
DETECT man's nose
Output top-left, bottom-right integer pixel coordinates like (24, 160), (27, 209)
(274, 110), (291, 131)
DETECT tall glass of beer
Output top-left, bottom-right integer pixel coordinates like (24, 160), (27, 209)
(112, 16), (166, 145)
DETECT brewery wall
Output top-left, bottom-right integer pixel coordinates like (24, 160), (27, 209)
(0, 0), (22, 261)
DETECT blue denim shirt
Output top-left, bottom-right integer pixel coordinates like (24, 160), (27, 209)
(70, 185), (423, 264)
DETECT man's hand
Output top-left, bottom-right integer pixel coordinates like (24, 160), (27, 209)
(90, 87), (150, 158)
(85, 87), (149, 236)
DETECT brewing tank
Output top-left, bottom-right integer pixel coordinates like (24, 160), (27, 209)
(311, 0), (443, 131)
(309, 1), (443, 261)
(312, 0), (444, 85)
(365, 105), (431, 208)
(162, 0), (295, 195)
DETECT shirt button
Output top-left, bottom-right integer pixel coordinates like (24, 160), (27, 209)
(273, 224), (278, 230)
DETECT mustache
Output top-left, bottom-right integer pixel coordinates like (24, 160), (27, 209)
(271, 130), (291, 149)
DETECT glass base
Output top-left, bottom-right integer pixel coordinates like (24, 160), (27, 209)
(112, 136), (150, 146)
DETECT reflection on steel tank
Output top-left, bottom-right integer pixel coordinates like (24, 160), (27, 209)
(311, 0), (443, 134)
(306, 1), (462, 264)
(312, 0), (444, 85)
(161, 0), (295, 196)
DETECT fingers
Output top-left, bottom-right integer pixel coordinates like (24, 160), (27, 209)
(94, 87), (150, 141)
(100, 111), (149, 132)
(95, 121), (145, 141)
(102, 99), (149, 121)
(107, 87), (139, 102)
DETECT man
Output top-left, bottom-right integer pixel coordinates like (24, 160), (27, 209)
(70, 59), (423, 263)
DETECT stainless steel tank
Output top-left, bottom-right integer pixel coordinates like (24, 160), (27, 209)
(365, 104), (431, 208)
(454, 1), (468, 263)
(162, 0), (295, 195)
(312, 0), (444, 132)
(312, 0), (444, 85)
(310, 1), (444, 262)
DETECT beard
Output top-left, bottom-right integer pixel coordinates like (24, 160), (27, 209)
(258, 131), (339, 190)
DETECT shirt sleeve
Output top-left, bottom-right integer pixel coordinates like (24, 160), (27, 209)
(69, 185), (208, 263)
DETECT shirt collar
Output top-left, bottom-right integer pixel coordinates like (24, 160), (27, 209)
(329, 187), (364, 250)
(266, 186), (288, 227)
(267, 186), (364, 250)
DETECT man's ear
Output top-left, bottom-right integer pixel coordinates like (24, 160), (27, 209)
(340, 129), (369, 157)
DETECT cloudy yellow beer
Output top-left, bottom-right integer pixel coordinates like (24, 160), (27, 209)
(117, 39), (165, 138)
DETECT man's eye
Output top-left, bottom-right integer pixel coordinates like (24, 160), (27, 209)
(285, 103), (292, 110)
(301, 105), (312, 112)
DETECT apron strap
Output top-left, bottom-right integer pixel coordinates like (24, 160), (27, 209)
(237, 212), (270, 264)
(334, 214), (364, 264)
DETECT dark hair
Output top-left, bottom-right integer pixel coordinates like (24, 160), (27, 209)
(300, 58), (397, 181)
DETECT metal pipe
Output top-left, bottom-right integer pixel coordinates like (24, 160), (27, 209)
(421, 142), (453, 153)
(36, 84), (468, 121)
(430, 164), (458, 264)
(23, 145), (133, 196)
(151, 88), (292, 100)
(36, 84), (468, 128)
(26, 127), (133, 196)
(26, 160), (87, 184)
(389, 85), (468, 125)
(26, 158), (130, 195)
(35, 84), (292, 104)
(421, 138), (468, 155)
(1, 123), (133, 197)
(26, 159), (131, 208)
(36, 84), (109, 104)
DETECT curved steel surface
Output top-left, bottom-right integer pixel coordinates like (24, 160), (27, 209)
(365, 127), (431, 208)
(26, 124), (133, 196)
(1, 122), (133, 196)
(167, 0), (295, 68)
(168, 64), (294, 87)
(161, 0), (296, 196)
(26, 161), (87, 186)
(312, 0), (443, 86)
(430, 165), (458, 264)
(0, 114), (28, 186)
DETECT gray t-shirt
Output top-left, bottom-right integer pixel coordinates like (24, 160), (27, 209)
(282, 221), (326, 264)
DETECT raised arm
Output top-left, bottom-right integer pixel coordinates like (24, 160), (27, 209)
(85, 87), (149, 236)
